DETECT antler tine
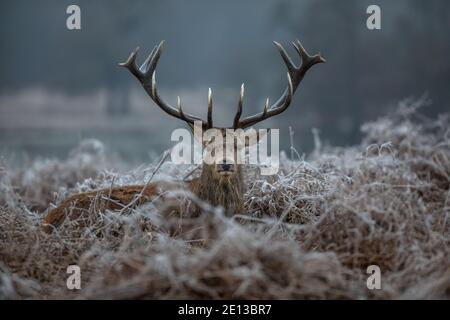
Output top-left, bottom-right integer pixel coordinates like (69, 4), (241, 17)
(118, 47), (142, 79)
(263, 97), (269, 117)
(273, 41), (297, 74)
(236, 39), (325, 129)
(177, 96), (187, 121)
(233, 84), (244, 129)
(284, 72), (294, 108)
(120, 41), (207, 128)
(118, 41), (165, 81)
(207, 88), (213, 128)
(144, 41), (165, 82)
(292, 39), (326, 76)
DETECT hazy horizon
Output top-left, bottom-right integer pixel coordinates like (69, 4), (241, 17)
(1, 0), (449, 162)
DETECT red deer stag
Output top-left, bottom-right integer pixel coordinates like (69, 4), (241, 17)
(42, 39), (325, 230)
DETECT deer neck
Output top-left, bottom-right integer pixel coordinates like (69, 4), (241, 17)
(191, 164), (245, 215)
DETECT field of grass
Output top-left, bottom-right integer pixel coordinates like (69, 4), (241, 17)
(0, 99), (449, 299)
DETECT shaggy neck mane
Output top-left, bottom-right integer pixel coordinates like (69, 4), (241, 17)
(191, 164), (245, 215)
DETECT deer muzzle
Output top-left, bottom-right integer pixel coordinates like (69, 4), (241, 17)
(216, 163), (235, 175)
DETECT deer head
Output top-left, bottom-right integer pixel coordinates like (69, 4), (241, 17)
(119, 39), (325, 214)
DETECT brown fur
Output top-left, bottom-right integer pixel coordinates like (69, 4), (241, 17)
(190, 164), (245, 215)
(42, 184), (160, 231)
(42, 163), (246, 231)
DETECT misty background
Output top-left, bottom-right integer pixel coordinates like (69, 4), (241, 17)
(0, 0), (449, 163)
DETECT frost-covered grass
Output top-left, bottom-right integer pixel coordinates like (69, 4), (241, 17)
(0, 99), (449, 299)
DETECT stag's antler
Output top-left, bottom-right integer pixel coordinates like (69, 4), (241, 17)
(120, 39), (325, 130)
(234, 40), (325, 129)
(119, 41), (213, 130)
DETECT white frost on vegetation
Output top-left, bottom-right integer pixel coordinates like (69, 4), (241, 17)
(0, 99), (449, 299)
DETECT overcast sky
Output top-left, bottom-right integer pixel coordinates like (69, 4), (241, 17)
(1, 0), (449, 161)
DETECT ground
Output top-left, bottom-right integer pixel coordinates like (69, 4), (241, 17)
(0, 99), (449, 299)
